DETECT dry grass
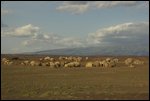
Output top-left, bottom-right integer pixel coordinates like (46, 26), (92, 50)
(1, 55), (149, 100)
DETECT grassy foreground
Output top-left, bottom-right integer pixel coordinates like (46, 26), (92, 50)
(1, 65), (149, 100)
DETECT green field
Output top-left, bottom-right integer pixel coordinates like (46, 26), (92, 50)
(1, 65), (149, 100)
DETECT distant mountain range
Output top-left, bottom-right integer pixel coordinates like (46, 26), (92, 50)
(28, 44), (149, 56)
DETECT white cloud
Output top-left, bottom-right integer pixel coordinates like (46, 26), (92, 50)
(3, 21), (148, 53)
(56, 1), (141, 14)
(32, 33), (60, 44)
(56, 1), (90, 14)
(88, 21), (149, 45)
(94, 1), (138, 8)
(23, 33), (84, 49)
(22, 40), (34, 46)
(14, 21), (149, 52)
(1, 24), (39, 37)
(56, 37), (84, 47)
(22, 41), (29, 46)
(2, 24), (82, 49)
(15, 24), (39, 37)
(43, 34), (50, 39)
(1, 23), (77, 49)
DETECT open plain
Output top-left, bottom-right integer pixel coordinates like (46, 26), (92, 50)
(1, 55), (149, 100)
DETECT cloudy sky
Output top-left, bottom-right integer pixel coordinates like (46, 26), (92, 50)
(1, 1), (149, 53)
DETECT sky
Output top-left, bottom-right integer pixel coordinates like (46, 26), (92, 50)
(1, 1), (149, 54)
